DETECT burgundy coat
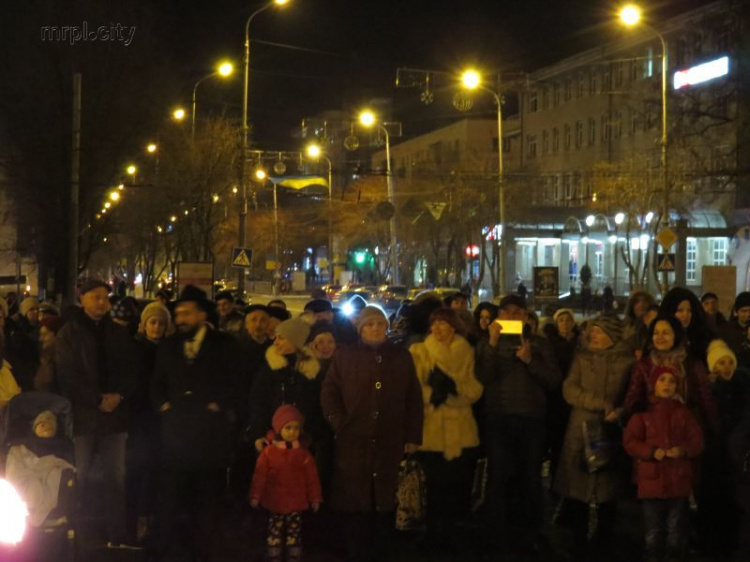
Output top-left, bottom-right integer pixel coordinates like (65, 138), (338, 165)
(624, 399), (705, 499)
(321, 341), (423, 513)
(250, 438), (322, 514)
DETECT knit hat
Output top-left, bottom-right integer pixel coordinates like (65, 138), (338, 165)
(40, 316), (64, 334)
(32, 410), (58, 435)
(707, 339), (736, 373)
(733, 292), (750, 312)
(79, 279), (111, 296)
(275, 318), (312, 351)
(498, 294), (526, 310)
(553, 308), (575, 323)
(649, 365), (679, 396)
(304, 298), (333, 313)
(244, 304), (270, 316)
(429, 307), (465, 335)
(215, 291), (234, 303)
(308, 320), (334, 343)
(356, 305), (388, 333)
(20, 298), (40, 317)
(139, 302), (174, 335)
(272, 404), (305, 435)
(588, 314), (624, 344)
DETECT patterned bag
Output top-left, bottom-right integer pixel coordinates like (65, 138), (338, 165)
(395, 456), (427, 531)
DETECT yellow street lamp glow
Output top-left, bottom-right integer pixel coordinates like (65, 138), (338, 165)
(212, 194), (220, 203)
(232, 186), (239, 194)
(126, 165), (137, 175)
(157, 226), (163, 233)
(306, 144), (322, 159)
(146, 143), (157, 153)
(461, 69), (481, 90)
(109, 191), (121, 202)
(170, 215), (177, 223)
(619, 4), (642, 27)
(255, 169), (267, 180)
(217, 61), (234, 77)
(118, 183), (125, 190)
(184, 209), (189, 216)
(275, 0), (290, 5)
(101, 208), (107, 214)
(172, 107), (186, 121)
(359, 110), (376, 127)
(104, 202), (111, 209)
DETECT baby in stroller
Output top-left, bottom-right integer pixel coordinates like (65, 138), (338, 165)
(2, 393), (75, 528)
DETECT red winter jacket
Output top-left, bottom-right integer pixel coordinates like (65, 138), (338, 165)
(624, 398), (705, 499)
(250, 437), (322, 514)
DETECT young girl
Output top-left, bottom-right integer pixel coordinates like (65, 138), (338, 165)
(624, 367), (705, 561)
(250, 404), (322, 562)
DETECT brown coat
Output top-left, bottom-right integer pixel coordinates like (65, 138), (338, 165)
(554, 344), (634, 504)
(321, 341), (423, 513)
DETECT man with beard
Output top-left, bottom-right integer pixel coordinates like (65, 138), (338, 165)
(151, 285), (241, 561)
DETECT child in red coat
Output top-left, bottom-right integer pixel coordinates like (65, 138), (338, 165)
(250, 404), (322, 562)
(624, 366), (705, 562)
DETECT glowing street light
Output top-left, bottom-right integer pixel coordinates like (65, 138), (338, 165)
(104, 202), (111, 209)
(306, 143), (334, 282)
(117, 183), (125, 190)
(109, 191), (121, 202)
(217, 61), (234, 77)
(585, 215), (595, 227)
(615, 212), (625, 225)
(192, 60), (235, 138)
(460, 67), (506, 295)
(170, 215), (177, 223)
(172, 107), (186, 121)
(358, 110), (399, 284)
(126, 164), (137, 176)
(618, 4), (642, 27)
(146, 143), (158, 153)
(305, 144), (322, 159)
(255, 168), (267, 181)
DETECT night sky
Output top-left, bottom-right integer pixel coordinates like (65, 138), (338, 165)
(152, 0), (708, 147)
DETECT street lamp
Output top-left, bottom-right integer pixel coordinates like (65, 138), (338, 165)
(109, 191), (121, 202)
(461, 68), (506, 295)
(192, 60), (234, 139)
(146, 143), (157, 154)
(172, 107), (186, 121)
(239, 0), (292, 295)
(619, 3), (669, 294)
(306, 142), (334, 282)
(126, 164), (137, 186)
(359, 109), (399, 284)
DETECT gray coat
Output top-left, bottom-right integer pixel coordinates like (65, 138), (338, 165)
(553, 344), (634, 504)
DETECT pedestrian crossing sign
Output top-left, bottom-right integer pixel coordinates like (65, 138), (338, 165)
(232, 247), (253, 268)
(657, 253), (676, 272)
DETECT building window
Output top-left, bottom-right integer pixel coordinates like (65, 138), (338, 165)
(588, 118), (597, 145)
(615, 62), (624, 86)
(589, 72), (598, 95)
(630, 110), (639, 135)
(601, 114), (610, 143)
(603, 68), (611, 92)
(552, 127), (559, 152)
(595, 252), (603, 277)
(630, 58), (639, 81)
(542, 130), (549, 154)
(564, 174), (572, 200)
(551, 175), (559, 202)
(686, 239), (697, 281)
(575, 121), (583, 149)
(527, 134), (537, 158)
(564, 124), (571, 151)
(613, 110), (623, 139)
(712, 238), (728, 265)
(577, 73), (585, 98)
(564, 79), (572, 102)
(529, 90), (538, 112)
(553, 83), (560, 106)
(542, 87), (549, 109)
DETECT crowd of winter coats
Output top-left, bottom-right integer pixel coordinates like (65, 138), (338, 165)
(2, 285), (750, 562)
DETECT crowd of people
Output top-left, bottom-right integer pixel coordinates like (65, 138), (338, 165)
(1, 281), (750, 562)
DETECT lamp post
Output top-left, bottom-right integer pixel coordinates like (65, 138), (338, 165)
(359, 110), (399, 285)
(619, 3), (669, 295)
(192, 61), (234, 140)
(240, 0), (291, 296)
(306, 143), (334, 283)
(461, 69), (506, 296)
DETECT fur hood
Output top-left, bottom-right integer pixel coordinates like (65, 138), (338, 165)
(417, 333), (475, 380)
(265, 345), (320, 381)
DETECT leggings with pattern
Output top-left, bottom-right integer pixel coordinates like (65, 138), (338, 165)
(267, 511), (302, 547)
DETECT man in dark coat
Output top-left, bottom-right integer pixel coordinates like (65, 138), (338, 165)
(5, 297), (42, 390)
(216, 290), (243, 338)
(476, 294), (561, 552)
(151, 285), (241, 561)
(720, 292), (750, 355)
(321, 305), (423, 561)
(56, 279), (137, 548)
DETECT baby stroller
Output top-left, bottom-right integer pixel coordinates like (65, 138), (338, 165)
(0, 392), (76, 561)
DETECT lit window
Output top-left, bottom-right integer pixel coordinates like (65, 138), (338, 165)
(712, 238), (727, 265)
(686, 239), (697, 281)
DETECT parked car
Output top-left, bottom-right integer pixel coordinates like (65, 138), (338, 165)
(376, 285), (408, 310)
(322, 284), (342, 301)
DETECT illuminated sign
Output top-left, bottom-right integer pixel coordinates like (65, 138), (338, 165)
(673, 56), (729, 90)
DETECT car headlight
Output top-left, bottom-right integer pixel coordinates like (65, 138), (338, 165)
(0, 478), (28, 545)
(342, 301), (355, 317)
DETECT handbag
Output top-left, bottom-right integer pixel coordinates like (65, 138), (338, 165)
(395, 456), (427, 531)
(582, 419), (623, 474)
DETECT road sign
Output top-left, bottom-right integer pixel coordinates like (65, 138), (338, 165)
(656, 227), (678, 250)
(231, 247), (253, 268)
(425, 201), (446, 220)
(657, 253), (676, 272)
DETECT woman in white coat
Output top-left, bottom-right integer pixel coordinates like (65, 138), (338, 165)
(409, 307), (483, 551)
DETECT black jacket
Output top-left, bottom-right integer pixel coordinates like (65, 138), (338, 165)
(56, 310), (137, 436)
(151, 327), (241, 469)
(475, 335), (561, 418)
